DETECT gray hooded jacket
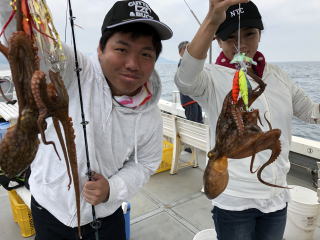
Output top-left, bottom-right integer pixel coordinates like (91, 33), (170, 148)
(29, 44), (163, 227)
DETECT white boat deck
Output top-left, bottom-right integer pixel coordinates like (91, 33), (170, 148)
(0, 150), (318, 240)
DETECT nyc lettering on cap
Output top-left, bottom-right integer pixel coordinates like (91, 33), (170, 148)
(216, 1), (264, 41)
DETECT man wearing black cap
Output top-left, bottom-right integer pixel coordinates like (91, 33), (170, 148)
(175, 0), (320, 240)
(1, 1), (172, 239)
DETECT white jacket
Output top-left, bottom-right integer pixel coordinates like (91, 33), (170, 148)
(27, 44), (163, 227)
(175, 50), (320, 200)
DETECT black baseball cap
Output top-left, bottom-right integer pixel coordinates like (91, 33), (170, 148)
(216, 1), (264, 41)
(101, 0), (173, 40)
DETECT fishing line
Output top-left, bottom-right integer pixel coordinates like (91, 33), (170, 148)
(66, 0), (101, 239)
(233, 3), (245, 70)
(237, 3), (241, 56)
(230, 3), (255, 111)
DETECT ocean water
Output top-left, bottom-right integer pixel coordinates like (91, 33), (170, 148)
(155, 62), (320, 142)
(0, 62), (319, 142)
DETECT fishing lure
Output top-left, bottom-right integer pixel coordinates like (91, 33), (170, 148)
(230, 52), (256, 110)
(239, 69), (249, 110)
(27, 0), (65, 72)
(4, 0), (65, 72)
(232, 70), (240, 103)
(230, 52), (257, 66)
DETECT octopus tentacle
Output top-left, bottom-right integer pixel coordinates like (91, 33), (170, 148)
(52, 117), (72, 189)
(264, 112), (272, 130)
(46, 71), (81, 238)
(231, 104), (244, 135)
(249, 154), (259, 174)
(256, 137), (285, 188)
(61, 118), (81, 237)
(31, 70), (61, 159)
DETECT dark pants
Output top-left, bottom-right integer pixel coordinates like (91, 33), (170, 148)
(212, 205), (287, 240)
(184, 103), (203, 123)
(31, 196), (126, 240)
(180, 93), (203, 123)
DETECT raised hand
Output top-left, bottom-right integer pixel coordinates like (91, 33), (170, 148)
(186, 0), (250, 60)
(208, 0), (250, 26)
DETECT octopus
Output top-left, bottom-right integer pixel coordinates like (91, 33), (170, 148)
(0, 1), (81, 237)
(0, 32), (40, 178)
(204, 70), (286, 199)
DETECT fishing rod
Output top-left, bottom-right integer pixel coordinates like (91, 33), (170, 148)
(66, 0), (101, 239)
(183, 0), (213, 64)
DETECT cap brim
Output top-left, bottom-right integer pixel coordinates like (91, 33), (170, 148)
(106, 19), (173, 40)
(217, 19), (263, 41)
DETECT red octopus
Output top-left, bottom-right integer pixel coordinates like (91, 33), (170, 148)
(203, 70), (286, 199)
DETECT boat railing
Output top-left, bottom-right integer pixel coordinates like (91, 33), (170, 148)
(161, 111), (211, 174)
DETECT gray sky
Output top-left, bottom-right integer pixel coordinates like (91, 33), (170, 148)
(46, 0), (320, 62)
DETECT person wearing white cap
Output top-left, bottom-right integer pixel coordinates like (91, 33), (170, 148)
(0, 0), (172, 239)
(175, 0), (320, 239)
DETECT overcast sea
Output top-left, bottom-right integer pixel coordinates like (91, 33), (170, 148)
(155, 61), (320, 142)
